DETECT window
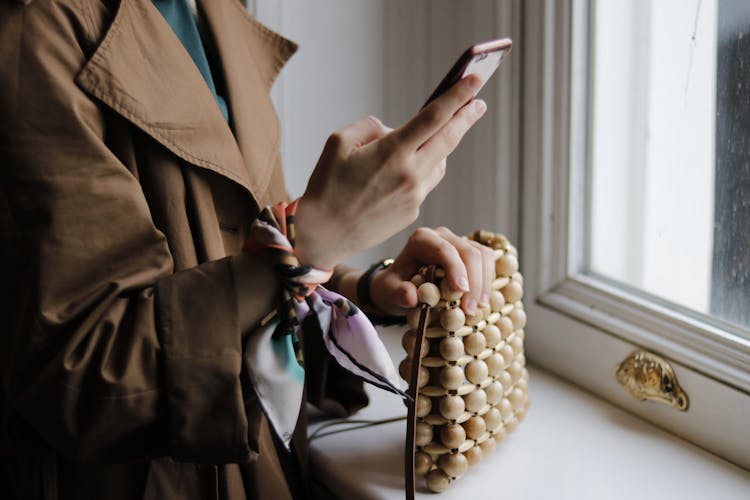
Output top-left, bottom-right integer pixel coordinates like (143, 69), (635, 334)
(522, 0), (750, 468)
(588, 0), (750, 335)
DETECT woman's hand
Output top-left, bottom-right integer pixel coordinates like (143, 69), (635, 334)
(294, 75), (487, 270)
(368, 227), (496, 316)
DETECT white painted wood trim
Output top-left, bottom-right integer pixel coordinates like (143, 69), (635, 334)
(520, 0), (750, 468)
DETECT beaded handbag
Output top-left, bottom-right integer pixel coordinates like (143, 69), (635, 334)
(400, 230), (530, 496)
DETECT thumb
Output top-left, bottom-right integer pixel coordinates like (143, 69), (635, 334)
(371, 269), (418, 314)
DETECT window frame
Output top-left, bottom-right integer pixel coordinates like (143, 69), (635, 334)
(520, 0), (750, 468)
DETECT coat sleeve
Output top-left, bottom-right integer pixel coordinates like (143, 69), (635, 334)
(0, 3), (268, 464)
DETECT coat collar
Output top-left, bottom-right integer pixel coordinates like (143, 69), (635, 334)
(76, 0), (296, 201)
(199, 0), (297, 198)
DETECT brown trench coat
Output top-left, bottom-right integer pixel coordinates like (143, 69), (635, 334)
(0, 0), (367, 498)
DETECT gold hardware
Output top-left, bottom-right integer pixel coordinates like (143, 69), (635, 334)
(615, 351), (689, 411)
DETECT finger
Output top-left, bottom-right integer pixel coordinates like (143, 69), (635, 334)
(331, 115), (391, 153)
(435, 227), (483, 314)
(395, 74), (482, 149)
(406, 227), (470, 295)
(473, 241), (496, 307)
(417, 98), (487, 168)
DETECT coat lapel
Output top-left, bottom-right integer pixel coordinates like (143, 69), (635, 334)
(199, 0), (297, 200)
(75, 0), (295, 201)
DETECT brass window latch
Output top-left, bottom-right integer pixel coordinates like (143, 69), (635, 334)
(616, 350), (689, 411)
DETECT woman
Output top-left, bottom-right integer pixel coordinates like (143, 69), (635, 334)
(0, 0), (495, 498)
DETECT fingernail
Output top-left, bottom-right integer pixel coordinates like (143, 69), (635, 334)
(480, 293), (489, 307)
(474, 99), (487, 114)
(465, 297), (478, 315)
(457, 276), (470, 292)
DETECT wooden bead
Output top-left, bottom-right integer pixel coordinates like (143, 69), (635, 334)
(495, 253), (519, 276)
(415, 422), (433, 446)
(509, 307), (527, 330)
(406, 307), (430, 329)
(501, 281), (523, 303)
(416, 395), (432, 418)
(493, 426), (507, 444)
(464, 388), (487, 413)
(464, 444), (483, 466)
(483, 406), (502, 431)
(415, 451), (433, 476)
(465, 309), (484, 326)
(401, 331), (429, 358)
(463, 415), (486, 440)
(517, 374), (529, 392)
(512, 271), (524, 286)
(440, 278), (464, 302)
(497, 316), (514, 339)
(517, 328), (526, 341)
(479, 435), (496, 456)
(485, 353), (504, 377)
(437, 452), (469, 479)
(508, 361), (523, 382)
(440, 423), (466, 449)
(482, 324), (501, 348)
(485, 380), (504, 404)
(500, 345), (515, 366)
(439, 395), (465, 420)
(499, 398), (514, 419)
(410, 274), (425, 287)
(509, 387), (526, 408)
(439, 336), (464, 361)
(497, 370), (513, 391)
(440, 365), (465, 390)
(398, 358), (410, 381)
(465, 360), (489, 384)
(426, 469), (451, 493)
(418, 365), (430, 389)
(440, 307), (466, 332)
(401, 330), (414, 351)
(489, 290), (505, 312)
(464, 332), (487, 356)
(417, 282), (440, 307)
(510, 335), (524, 356)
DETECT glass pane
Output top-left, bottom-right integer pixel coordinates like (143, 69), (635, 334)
(587, 0), (750, 334)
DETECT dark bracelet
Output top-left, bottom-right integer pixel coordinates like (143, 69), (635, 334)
(356, 258), (405, 326)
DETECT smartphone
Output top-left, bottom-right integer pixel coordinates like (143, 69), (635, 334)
(422, 38), (512, 108)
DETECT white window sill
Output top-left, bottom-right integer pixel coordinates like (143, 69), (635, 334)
(308, 327), (750, 499)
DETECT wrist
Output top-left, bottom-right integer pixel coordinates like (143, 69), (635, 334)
(294, 196), (343, 270)
(356, 258), (405, 325)
(337, 268), (364, 304)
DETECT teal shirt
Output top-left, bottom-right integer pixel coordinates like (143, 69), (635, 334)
(153, 0), (230, 122)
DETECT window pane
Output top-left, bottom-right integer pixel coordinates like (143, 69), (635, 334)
(587, 0), (750, 334)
